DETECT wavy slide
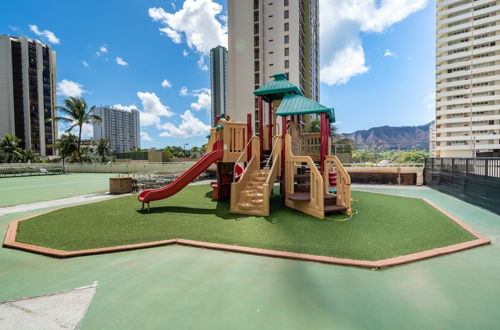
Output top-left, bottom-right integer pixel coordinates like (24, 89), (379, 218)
(138, 141), (223, 204)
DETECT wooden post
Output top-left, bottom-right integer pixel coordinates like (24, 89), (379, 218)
(247, 113), (252, 162)
(258, 96), (263, 157)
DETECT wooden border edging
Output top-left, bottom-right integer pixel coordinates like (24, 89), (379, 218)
(2, 195), (491, 269)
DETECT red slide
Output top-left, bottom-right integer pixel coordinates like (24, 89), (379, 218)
(138, 140), (223, 204)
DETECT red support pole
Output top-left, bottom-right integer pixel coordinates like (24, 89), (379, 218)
(258, 96), (264, 157)
(320, 113), (327, 174)
(268, 101), (273, 150)
(247, 113), (252, 162)
(281, 115), (287, 199)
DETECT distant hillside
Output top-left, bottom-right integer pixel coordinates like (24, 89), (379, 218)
(340, 122), (432, 150)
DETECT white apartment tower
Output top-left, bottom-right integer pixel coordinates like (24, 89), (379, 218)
(228, 0), (319, 131)
(0, 35), (57, 156)
(93, 106), (140, 153)
(436, 0), (500, 157)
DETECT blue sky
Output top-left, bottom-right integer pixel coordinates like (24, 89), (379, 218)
(0, 0), (435, 149)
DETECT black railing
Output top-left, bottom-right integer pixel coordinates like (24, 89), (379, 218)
(425, 157), (500, 215)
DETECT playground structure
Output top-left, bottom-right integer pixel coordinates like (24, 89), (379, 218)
(139, 73), (351, 219)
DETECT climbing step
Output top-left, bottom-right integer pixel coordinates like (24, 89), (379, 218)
(288, 192), (311, 201)
(324, 205), (347, 213)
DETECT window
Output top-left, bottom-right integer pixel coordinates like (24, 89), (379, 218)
(284, 22), (289, 31)
(269, 14), (274, 18)
(284, 35), (289, 44)
(284, 0), (289, 5)
(285, 47), (289, 56)
(270, 63), (274, 66)
(269, 51), (274, 54)
(285, 72), (289, 79)
(269, 39), (274, 42)
(284, 10), (289, 19)
(269, 26), (274, 30)
(285, 60), (289, 68)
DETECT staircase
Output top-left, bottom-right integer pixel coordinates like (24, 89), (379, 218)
(234, 169), (268, 212)
(288, 163), (347, 214)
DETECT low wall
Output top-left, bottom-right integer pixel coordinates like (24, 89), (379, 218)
(66, 162), (196, 174)
(344, 165), (424, 185)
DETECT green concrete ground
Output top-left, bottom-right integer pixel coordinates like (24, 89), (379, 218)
(1, 180), (500, 329)
(0, 173), (114, 207)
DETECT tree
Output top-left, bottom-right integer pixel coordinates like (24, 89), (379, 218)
(0, 134), (22, 163)
(51, 97), (101, 163)
(96, 138), (112, 162)
(19, 149), (40, 163)
(55, 134), (78, 166)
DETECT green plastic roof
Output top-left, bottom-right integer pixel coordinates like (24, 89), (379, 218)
(275, 93), (335, 121)
(253, 73), (303, 100)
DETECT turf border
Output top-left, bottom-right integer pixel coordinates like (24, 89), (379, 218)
(2, 197), (490, 269)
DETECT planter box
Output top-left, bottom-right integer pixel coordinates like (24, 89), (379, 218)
(109, 177), (132, 194)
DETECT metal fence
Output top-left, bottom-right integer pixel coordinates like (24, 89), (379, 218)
(0, 163), (65, 178)
(425, 157), (500, 215)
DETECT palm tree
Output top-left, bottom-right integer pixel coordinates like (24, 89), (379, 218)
(55, 134), (78, 166)
(52, 97), (101, 163)
(19, 149), (40, 163)
(96, 138), (112, 162)
(0, 134), (22, 163)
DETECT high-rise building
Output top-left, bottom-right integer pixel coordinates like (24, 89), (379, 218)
(93, 106), (140, 153)
(436, 0), (500, 157)
(227, 0), (319, 131)
(0, 35), (57, 156)
(210, 46), (228, 126)
(429, 123), (437, 157)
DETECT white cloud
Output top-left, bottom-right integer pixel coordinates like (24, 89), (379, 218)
(158, 110), (210, 138)
(114, 94), (174, 127)
(82, 61), (89, 67)
(319, 0), (428, 85)
(191, 88), (211, 111)
(161, 79), (172, 88)
(57, 79), (86, 98)
(182, 50), (189, 56)
(148, 0), (227, 55)
(179, 86), (189, 96)
(112, 104), (138, 112)
(321, 43), (369, 85)
(141, 132), (153, 141)
(58, 122), (93, 139)
(137, 92), (175, 127)
(115, 57), (128, 66)
(96, 46), (108, 56)
(384, 49), (395, 57)
(197, 56), (208, 71)
(28, 25), (60, 44)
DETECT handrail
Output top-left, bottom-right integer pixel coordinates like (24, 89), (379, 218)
(233, 136), (259, 182)
(284, 134), (324, 219)
(264, 136), (281, 169)
(265, 137), (282, 189)
(325, 155), (351, 214)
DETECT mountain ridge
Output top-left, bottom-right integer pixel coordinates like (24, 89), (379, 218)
(340, 122), (432, 149)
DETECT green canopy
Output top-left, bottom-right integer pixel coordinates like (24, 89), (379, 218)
(253, 73), (303, 101)
(275, 93), (335, 121)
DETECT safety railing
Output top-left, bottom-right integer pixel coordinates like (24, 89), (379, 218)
(324, 156), (352, 215)
(264, 136), (282, 196)
(230, 137), (261, 214)
(285, 134), (324, 219)
(222, 121), (248, 162)
(232, 136), (260, 182)
(301, 133), (321, 161)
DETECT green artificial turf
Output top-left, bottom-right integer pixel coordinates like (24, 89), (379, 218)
(15, 185), (477, 260)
